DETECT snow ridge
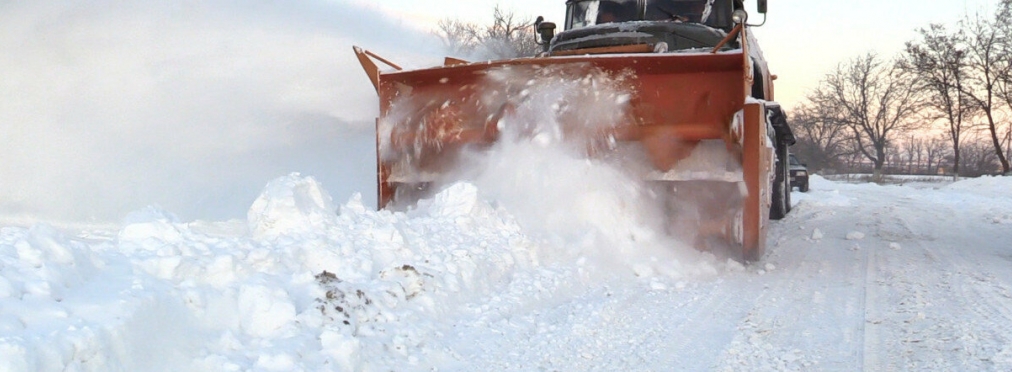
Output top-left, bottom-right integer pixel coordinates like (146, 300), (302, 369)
(0, 173), (717, 371)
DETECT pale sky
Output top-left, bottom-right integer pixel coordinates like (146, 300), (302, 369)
(345, 0), (999, 110)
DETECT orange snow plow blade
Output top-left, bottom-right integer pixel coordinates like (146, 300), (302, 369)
(353, 45), (772, 261)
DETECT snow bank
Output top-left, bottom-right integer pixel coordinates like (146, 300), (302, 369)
(3, 169), (1009, 370)
(247, 174), (338, 238)
(0, 173), (728, 371)
(940, 176), (1012, 225)
(789, 175), (852, 207)
(0, 225), (100, 305)
(943, 175), (1012, 199)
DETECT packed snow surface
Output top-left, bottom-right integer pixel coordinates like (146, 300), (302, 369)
(1, 174), (1011, 371)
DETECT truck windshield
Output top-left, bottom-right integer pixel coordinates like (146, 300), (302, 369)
(645, 0), (712, 23)
(567, 0), (638, 29)
(567, 0), (718, 30)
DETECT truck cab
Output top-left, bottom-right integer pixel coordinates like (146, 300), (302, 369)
(550, 0), (742, 52)
(538, 0), (772, 100)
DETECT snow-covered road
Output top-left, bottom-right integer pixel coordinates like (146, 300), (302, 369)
(441, 176), (1012, 371)
(1, 175), (1010, 371)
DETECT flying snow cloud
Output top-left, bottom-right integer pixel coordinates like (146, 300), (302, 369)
(378, 63), (699, 266)
(0, 0), (445, 223)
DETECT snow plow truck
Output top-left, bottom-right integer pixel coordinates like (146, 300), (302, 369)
(353, 0), (796, 261)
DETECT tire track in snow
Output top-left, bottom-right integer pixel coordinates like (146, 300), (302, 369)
(920, 213), (1012, 370)
(713, 197), (868, 371)
(855, 190), (962, 370)
(861, 241), (882, 372)
(924, 199), (1012, 369)
(653, 273), (769, 370)
(439, 178), (1012, 370)
(858, 196), (928, 371)
(857, 189), (1012, 370)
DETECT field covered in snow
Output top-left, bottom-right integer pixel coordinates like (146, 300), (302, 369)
(2, 174), (1011, 371)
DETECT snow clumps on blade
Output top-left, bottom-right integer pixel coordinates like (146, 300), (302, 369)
(446, 64), (714, 279)
(480, 63), (634, 148)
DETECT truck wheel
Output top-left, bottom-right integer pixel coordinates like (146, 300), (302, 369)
(769, 145), (790, 220)
(784, 175), (792, 213)
(770, 177), (787, 220)
(801, 182), (810, 193)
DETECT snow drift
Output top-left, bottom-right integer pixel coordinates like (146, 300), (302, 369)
(0, 172), (725, 371)
(3, 172), (1012, 371)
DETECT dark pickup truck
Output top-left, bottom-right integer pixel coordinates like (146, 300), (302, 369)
(789, 154), (809, 192)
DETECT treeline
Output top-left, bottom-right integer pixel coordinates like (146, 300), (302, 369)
(438, 4), (1012, 178)
(435, 6), (539, 61)
(793, 0), (1012, 178)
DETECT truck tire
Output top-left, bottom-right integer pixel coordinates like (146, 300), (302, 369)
(784, 173), (792, 213)
(770, 178), (787, 220)
(770, 146), (790, 220)
(769, 164), (787, 220)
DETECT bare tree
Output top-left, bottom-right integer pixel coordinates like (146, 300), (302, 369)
(810, 53), (926, 179)
(482, 6), (539, 58)
(961, 133), (1002, 176)
(436, 19), (481, 57)
(961, 5), (1012, 174)
(925, 134), (949, 175)
(1006, 125), (1012, 173)
(842, 150), (865, 174)
(788, 103), (849, 172)
(886, 142), (903, 173)
(902, 134), (926, 174)
(885, 149), (897, 172)
(435, 6), (539, 61)
(900, 24), (976, 179)
(996, 0), (1012, 175)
